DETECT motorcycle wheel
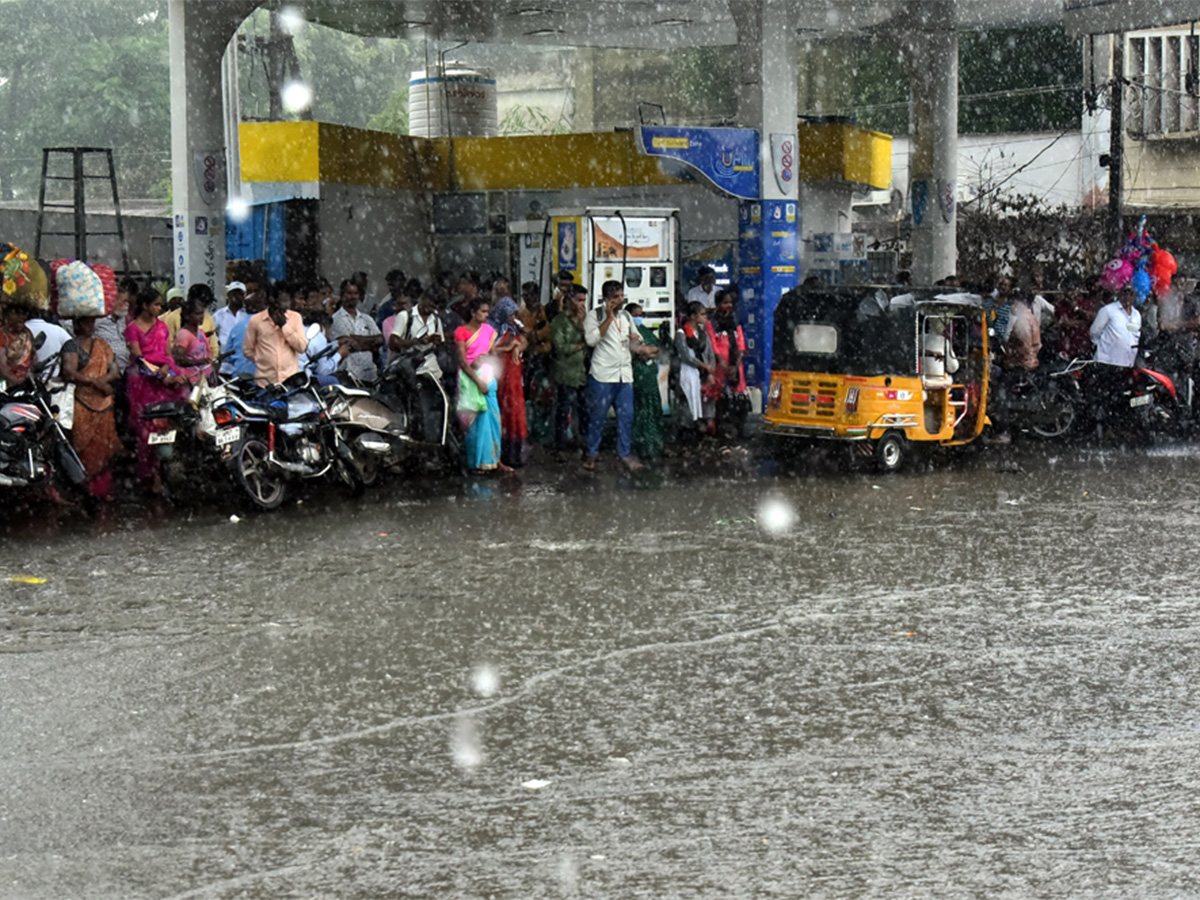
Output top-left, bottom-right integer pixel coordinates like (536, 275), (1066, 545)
(333, 454), (366, 497)
(356, 454), (381, 487)
(236, 439), (286, 510)
(1151, 396), (1182, 439)
(1030, 387), (1077, 439)
(54, 438), (88, 487)
(442, 427), (466, 474)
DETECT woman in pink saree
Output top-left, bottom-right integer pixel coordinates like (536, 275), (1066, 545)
(454, 297), (503, 472)
(124, 288), (187, 493)
(171, 296), (214, 385)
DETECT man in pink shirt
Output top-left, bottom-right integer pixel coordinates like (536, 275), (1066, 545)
(242, 291), (309, 387)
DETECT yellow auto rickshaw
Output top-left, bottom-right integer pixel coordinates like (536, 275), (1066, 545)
(762, 286), (990, 471)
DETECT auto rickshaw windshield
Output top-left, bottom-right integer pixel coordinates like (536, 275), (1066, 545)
(773, 288), (918, 377)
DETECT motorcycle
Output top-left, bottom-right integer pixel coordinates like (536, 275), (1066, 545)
(0, 342), (87, 494)
(140, 351), (256, 499)
(1068, 357), (1181, 443)
(323, 352), (462, 484)
(211, 345), (362, 510)
(1004, 359), (1085, 440)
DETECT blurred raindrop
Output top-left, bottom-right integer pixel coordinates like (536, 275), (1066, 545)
(471, 663), (499, 697)
(276, 5), (307, 35)
(281, 81), (313, 114)
(556, 853), (580, 895)
(756, 494), (797, 536)
(226, 194), (251, 223)
(451, 715), (484, 771)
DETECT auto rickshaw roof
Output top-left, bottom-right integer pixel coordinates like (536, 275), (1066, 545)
(779, 285), (985, 317)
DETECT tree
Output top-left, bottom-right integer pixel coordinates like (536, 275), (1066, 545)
(0, 0), (171, 201)
(368, 86), (409, 134)
(957, 191), (1107, 288)
(822, 26), (1081, 137)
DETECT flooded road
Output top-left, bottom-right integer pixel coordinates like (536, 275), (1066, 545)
(4, 444), (1200, 898)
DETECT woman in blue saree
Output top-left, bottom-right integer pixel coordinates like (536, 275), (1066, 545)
(454, 297), (504, 472)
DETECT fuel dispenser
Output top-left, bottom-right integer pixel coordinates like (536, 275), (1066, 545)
(512, 207), (679, 411)
(514, 207), (679, 334)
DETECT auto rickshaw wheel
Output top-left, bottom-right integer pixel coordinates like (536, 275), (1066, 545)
(874, 431), (907, 473)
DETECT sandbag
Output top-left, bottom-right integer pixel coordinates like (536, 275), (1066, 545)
(55, 260), (106, 318)
(91, 264), (117, 314)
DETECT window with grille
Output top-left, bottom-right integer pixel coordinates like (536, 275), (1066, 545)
(1126, 31), (1200, 138)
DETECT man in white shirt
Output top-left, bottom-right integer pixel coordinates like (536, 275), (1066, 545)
(27, 316), (73, 380)
(387, 292), (447, 441)
(1091, 287), (1142, 368)
(214, 281), (246, 343)
(27, 316), (74, 427)
(686, 266), (717, 308)
(331, 280), (383, 383)
(386, 291), (444, 378)
(582, 280), (657, 472)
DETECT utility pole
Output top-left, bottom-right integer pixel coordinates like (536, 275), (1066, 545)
(1108, 33), (1124, 248)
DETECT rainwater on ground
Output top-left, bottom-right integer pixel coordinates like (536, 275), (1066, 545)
(4, 442), (1200, 898)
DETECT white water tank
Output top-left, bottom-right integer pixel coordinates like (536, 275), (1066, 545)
(408, 65), (498, 138)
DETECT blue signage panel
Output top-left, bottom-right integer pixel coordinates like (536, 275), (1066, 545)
(638, 126), (760, 200)
(738, 199), (798, 393)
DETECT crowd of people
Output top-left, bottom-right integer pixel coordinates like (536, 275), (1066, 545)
(7, 242), (1191, 508)
(0, 258), (754, 506)
(925, 269), (1198, 441)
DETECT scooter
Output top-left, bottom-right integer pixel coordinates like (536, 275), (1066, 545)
(323, 354), (461, 483)
(1076, 357), (1182, 443)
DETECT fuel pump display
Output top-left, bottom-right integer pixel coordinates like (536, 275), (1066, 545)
(542, 207), (679, 335)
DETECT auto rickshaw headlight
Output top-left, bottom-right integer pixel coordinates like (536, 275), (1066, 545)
(845, 386), (859, 413)
(768, 381), (783, 408)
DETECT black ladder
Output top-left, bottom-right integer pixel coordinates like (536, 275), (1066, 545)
(34, 147), (130, 272)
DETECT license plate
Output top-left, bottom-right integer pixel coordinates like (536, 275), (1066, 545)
(1130, 394), (1152, 408)
(148, 430), (176, 445)
(215, 426), (241, 447)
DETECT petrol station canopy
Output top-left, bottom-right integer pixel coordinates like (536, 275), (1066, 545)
(260, 0), (1073, 49)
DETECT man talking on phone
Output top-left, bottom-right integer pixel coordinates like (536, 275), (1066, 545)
(582, 280), (657, 472)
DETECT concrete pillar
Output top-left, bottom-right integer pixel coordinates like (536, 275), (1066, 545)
(572, 47), (596, 132)
(732, 0), (798, 394)
(902, 24), (958, 283)
(168, 0), (259, 294)
(1080, 34), (1113, 212)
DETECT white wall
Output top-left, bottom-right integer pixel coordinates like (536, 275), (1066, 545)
(860, 131), (1086, 216)
(315, 184), (435, 289)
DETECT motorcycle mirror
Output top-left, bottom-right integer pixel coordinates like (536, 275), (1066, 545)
(306, 322), (321, 341)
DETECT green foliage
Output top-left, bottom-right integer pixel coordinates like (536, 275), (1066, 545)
(665, 46), (738, 122)
(831, 36), (910, 136)
(0, 0), (171, 201)
(237, 8), (418, 130)
(830, 26), (1082, 137)
(957, 192), (1107, 287)
(367, 86), (410, 134)
(959, 28), (1081, 134)
(499, 104), (570, 136)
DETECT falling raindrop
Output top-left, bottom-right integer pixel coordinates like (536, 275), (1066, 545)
(281, 81), (313, 115)
(451, 715), (484, 771)
(471, 663), (499, 697)
(276, 4), (307, 35)
(226, 195), (251, 224)
(756, 494), (797, 536)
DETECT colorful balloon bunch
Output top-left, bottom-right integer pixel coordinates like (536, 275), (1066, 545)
(1099, 216), (1177, 302)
